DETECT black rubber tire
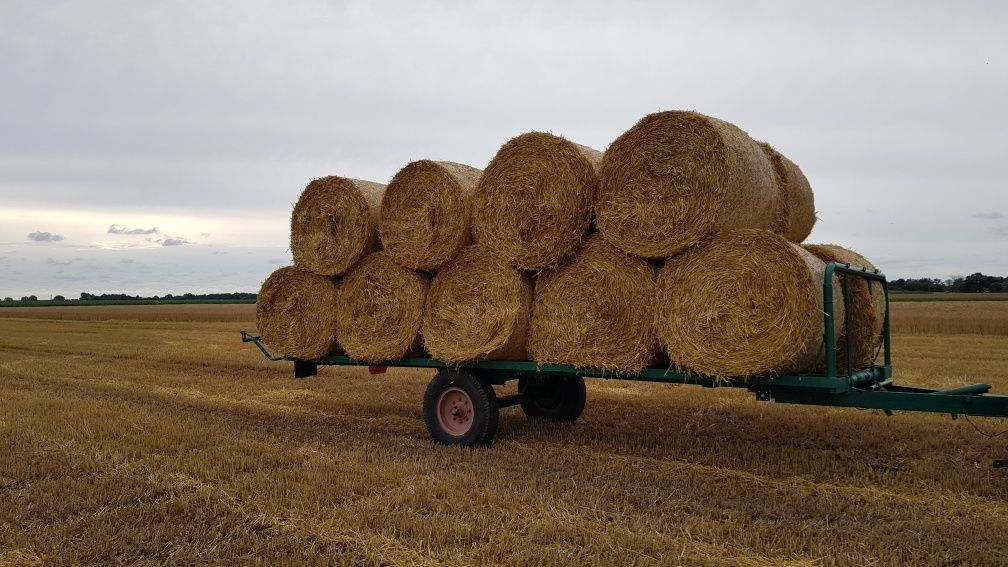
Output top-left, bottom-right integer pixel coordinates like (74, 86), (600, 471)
(423, 370), (500, 447)
(517, 374), (586, 422)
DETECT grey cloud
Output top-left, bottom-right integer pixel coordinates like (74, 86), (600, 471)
(161, 237), (191, 247)
(27, 231), (65, 242)
(1, 0), (1007, 288)
(45, 258), (74, 265)
(200, 233), (211, 238)
(108, 224), (160, 235)
(973, 211), (1004, 220)
(120, 258), (140, 264)
(994, 226), (1008, 237)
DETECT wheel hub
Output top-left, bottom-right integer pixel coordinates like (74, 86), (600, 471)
(436, 387), (474, 436)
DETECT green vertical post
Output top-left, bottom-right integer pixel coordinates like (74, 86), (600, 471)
(822, 262), (837, 378)
(881, 279), (892, 367)
(842, 270), (854, 378)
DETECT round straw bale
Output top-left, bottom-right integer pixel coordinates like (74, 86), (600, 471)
(255, 266), (342, 360)
(471, 132), (601, 270)
(291, 176), (386, 276)
(379, 160), (482, 271)
(423, 245), (532, 363)
(529, 235), (658, 373)
(802, 244), (885, 371)
(655, 230), (843, 377)
(597, 111), (778, 259)
(335, 252), (429, 362)
(759, 142), (816, 242)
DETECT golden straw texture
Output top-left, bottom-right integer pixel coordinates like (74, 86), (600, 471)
(335, 252), (429, 362)
(423, 245), (532, 363)
(291, 176), (386, 276)
(802, 244), (886, 371)
(471, 132), (601, 270)
(655, 229), (843, 377)
(597, 111), (778, 259)
(759, 142), (816, 243)
(530, 235), (658, 373)
(255, 266), (342, 360)
(379, 160), (482, 271)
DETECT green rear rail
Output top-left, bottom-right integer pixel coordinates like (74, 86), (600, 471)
(242, 262), (1008, 419)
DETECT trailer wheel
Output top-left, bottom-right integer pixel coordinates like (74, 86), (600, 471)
(518, 374), (586, 422)
(423, 370), (499, 447)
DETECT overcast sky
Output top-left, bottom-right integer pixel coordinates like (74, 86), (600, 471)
(1, 0), (1006, 298)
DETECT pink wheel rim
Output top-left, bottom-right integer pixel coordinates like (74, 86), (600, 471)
(436, 387), (474, 436)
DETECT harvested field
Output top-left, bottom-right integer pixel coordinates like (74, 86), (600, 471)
(889, 301), (1008, 336)
(892, 292), (1008, 302)
(0, 303), (256, 322)
(1, 304), (1007, 565)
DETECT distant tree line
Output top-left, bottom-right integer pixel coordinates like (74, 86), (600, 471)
(2, 292), (256, 302)
(889, 273), (1007, 293)
(77, 292), (257, 301)
(5, 275), (1006, 304)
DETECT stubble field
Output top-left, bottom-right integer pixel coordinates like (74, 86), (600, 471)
(1, 302), (1007, 566)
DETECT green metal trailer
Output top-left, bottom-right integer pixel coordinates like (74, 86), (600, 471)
(242, 263), (1008, 448)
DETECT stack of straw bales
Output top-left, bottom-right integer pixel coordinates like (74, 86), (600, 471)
(256, 108), (885, 378)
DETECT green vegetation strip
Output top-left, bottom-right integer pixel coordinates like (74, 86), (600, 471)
(0, 299), (256, 307)
(890, 296), (1008, 302)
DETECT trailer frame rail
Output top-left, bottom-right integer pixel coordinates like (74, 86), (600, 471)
(241, 261), (1008, 442)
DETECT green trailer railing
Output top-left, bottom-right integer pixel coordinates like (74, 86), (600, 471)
(242, 262), (1008, 447)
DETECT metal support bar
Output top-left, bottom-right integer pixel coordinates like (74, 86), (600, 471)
(767, 385), (1008, 418)
(824, 271), (837, 378)
(822, 262), (890, 381)
(239, 331), (1008, 419)
(842, 273), (854, 377)
(936, 384), (991, 396)
(240, 331), (288, 361)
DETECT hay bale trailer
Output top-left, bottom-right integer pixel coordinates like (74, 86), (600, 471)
(243, 263), (1008, 452)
